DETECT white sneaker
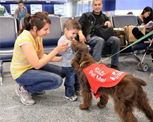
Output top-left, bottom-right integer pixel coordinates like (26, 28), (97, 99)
(16, 86), (35, 105)
(65, 95), (78, 102)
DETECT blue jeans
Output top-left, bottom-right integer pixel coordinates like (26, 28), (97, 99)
(86, 35), (120, 66)
(15, 64), (66, 93)
(63, 67), (80, 97)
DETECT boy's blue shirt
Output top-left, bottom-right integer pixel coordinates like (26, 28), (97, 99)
(58, 35), (75, 67)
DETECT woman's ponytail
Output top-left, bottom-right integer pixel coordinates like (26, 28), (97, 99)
(19, 11), (51, 34)
(20, 14), (32, 34)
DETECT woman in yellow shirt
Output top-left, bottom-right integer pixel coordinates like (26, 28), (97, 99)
(10, 11), (70, 105)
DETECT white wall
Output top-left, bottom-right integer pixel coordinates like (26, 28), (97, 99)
(115, 10), (143, 16)
(64, 2), (72, 17)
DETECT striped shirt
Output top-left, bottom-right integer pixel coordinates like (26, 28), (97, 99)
(10, 30), (42, 79)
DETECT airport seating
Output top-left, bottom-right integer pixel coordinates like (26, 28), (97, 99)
(0, 16), (18, 82)
(112, 15), (138, 28)
(74, 15), (149, 57)
(43, 15), (62, 54)
(112, 15), (149, 58)
(73, 15), (81, 21)
(60, 16), (71, 35)
(0, 14), (150, 82)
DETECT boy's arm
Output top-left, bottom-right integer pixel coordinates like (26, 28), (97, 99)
(78, 30), (86, 42)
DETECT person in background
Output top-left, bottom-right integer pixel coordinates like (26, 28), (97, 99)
(137, 6), (153, 25)
(133, 6), (153, 41)
(127, 11), (133, 15)
(14, 0), (28, 21)
(78, 0), (120, 70)
(10, 11), (70, 106)
(0, 5), (10, 16)
(58, 19), (81, 102)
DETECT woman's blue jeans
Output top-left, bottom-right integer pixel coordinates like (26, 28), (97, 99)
(15, 63), (66, 93)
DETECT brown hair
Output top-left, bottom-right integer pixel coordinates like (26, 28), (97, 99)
(20, 11), (51, 34)
(64, 19), (81, 31)
(18, 0), (24, 4)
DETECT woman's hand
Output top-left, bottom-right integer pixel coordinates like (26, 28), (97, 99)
(55, 40), (71, 53)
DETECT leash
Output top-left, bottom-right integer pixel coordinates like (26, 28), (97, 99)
(100, 30), (153, 63)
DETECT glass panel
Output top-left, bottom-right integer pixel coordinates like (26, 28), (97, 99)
(76, 0), (93, 16)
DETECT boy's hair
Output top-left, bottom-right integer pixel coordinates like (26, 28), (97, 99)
(64, 19), (81, 31)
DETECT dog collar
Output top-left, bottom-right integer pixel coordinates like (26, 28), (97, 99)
(80, 61), (90, 68)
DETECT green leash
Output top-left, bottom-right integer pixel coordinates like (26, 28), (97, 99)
(101, 30), (153, 63)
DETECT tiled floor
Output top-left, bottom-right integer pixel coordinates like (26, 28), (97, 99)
(0, 54), (153, 122)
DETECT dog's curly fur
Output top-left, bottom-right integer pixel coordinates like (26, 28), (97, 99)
(71, 40), (153, 122)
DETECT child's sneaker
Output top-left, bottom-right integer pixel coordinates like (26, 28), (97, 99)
(16, 86), (35, 105)
(75, 90), (81, 96)
(65, 95), (78, 102)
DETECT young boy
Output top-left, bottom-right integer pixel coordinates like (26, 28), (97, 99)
(58, 19), (81, 101)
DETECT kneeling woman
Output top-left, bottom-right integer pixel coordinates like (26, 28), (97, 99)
(10, 11), (70, 105)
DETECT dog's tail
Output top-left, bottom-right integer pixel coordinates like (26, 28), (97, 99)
(133, 76), (147, 86)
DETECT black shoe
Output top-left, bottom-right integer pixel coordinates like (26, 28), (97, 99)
(32, 91), (45, 96)
(111, 65), (120, 70)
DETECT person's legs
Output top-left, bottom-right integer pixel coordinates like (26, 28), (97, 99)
(39, 63), (66, 78)
(132, 27), (145, 42)
(63, 67), (78, 101)
(63, 67), (76, 97)
(74, 74), (81, 96)
(15, 64), (64, 105)
(74, 74), (80, 92)
(16, 64), (64, 93)
(107, 36), (120, 66)
(86, 35), (105, 62)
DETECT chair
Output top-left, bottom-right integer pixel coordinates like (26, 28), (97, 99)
(112, 15), (149, 66)
(0, 16), (18, 83)
(73, 15), (81, 21)
(43, 15), (62, 54)
(108, 16), (113, 27)
(112, 15), (138, 28)
(60, 16), (71, 35)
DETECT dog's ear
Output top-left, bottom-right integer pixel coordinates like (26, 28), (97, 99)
(71, 40), (88, 53)
(71, 51), (81, 71)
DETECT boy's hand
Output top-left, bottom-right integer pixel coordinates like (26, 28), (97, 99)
(78, 30), (86, 42)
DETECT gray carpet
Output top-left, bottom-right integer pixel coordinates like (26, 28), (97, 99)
(0, 54), (153, 122)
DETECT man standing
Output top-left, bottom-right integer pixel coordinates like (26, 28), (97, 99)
(78, 0), (120, 70)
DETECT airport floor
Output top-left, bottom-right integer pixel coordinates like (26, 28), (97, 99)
(1, 53), (153, 122)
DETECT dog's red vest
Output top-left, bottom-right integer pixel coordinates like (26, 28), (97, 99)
(82, 63), (128, 98)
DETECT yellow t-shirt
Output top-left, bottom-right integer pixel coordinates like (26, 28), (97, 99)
(10, 30), (42, 79)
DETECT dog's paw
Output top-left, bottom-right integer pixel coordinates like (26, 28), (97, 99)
(79, 104), (89, 110)
(97, 101), (107, 108)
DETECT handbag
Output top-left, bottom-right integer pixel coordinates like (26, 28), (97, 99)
(94, 25), (114, 40)
(114, 29), (126, 46)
